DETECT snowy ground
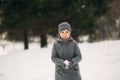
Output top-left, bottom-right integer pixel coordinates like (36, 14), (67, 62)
(0, 40), (120, 80)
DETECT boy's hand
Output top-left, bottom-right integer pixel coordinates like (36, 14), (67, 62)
(63, 60), (71, 69)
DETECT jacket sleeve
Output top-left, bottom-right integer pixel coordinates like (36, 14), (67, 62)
(51, 42), (64, 66)
(71, 42), (82, 66)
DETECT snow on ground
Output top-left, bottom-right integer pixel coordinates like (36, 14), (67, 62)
(0, 40), (120, 80)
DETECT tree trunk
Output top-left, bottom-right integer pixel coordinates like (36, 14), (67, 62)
(40, 32), (47, 48)
(23, 29), (29, 49)
(40, 26), (47, 48)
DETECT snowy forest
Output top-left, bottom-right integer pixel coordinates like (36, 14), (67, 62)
(0, 0), (120, 80)
(0, 0), (120, 49)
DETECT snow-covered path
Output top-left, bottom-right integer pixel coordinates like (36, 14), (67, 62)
(0, 40), (120, 80)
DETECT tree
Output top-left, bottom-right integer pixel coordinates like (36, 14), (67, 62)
(95, 0), (120, 40)
(0, 0), (43, 49)
(72, 0), (113, 41)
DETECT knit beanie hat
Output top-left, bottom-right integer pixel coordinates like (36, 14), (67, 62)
(58, 22), (71, 33)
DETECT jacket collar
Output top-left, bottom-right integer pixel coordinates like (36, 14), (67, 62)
(57, 37), (73, 43)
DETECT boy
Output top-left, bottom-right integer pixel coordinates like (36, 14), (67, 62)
(51, 22), (82, 80)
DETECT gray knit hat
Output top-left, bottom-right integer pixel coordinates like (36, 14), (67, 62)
(58, 22), (71, 33)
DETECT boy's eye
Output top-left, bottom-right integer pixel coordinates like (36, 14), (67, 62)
(66, 31), (68, 33)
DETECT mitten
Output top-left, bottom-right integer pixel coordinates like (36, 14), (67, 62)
(68, 60), (73, 68)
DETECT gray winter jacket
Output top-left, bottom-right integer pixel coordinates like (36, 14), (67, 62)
(51, 37), (82, 80)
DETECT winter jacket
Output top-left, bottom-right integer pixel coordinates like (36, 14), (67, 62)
(51, 37), (82, 80)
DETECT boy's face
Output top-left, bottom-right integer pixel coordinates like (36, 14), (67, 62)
(59, 29), (71, 40)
